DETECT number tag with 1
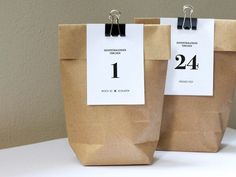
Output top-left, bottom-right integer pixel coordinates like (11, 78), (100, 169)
(161, 18), (214, 96)
(86, 24), (145, 105)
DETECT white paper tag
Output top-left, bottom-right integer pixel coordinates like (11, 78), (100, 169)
(161, 18), (214, 96)
(87, 24), (144, 105)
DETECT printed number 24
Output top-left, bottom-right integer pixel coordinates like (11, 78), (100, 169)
(175, 54), (199, 70)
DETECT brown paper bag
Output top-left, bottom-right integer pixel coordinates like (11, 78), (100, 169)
(59, 24), (170, 165)
(135, 18), (236, 152)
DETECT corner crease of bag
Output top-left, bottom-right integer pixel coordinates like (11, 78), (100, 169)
(135, 18), (236, 152)
(59, 24), (171, 165)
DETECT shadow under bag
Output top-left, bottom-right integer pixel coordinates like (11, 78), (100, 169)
(59, 24), (170, 165)
(136, 18), (236, 152)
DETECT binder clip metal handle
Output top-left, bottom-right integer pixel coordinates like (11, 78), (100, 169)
(177, 5), (197, 30)
(105, 10), (126, 37)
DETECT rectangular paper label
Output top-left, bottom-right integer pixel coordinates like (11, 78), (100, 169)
(161, 18), (214, 96)
(87, 24), (145, 105)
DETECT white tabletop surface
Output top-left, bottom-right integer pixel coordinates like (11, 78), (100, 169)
(0, 128), (236, 177)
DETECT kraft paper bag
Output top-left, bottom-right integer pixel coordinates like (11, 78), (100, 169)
(135, 18), (236, 152)
(59, 24), (170, 165)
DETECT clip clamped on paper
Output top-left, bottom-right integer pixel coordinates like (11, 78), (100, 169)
(105, 9), (126, 37)
(177, 5), (197, 30)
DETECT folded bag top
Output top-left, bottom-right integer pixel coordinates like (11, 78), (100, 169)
(59, 23), (171, 165)
(135, 18), (236, 51)
(135, 17), (236, 152)
(60, 24), (170, 60)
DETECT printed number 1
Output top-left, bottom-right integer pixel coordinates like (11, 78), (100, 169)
(112, 63), (119, 78)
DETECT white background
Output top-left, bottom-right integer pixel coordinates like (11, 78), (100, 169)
(0, 128), (235, 177)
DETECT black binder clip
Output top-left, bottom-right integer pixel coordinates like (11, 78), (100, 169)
(105, 10), (126, 37)
(177, 5), (197, 30)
